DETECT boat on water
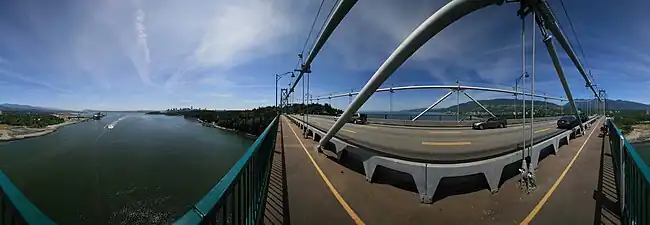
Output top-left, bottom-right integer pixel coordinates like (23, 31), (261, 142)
(107, 124), (114, 129)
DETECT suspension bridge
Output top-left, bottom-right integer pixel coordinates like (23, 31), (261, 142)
(1, 0), (648, 224)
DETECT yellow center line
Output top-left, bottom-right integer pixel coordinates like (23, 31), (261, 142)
(422, 141), (472, 146)
(520, 118), (600, 225)
(361, 125), (378, 129)
(534, 128), (551, 133)
(283, 117), (366, 225)
(429, 131), (462, 134)
(342, 129), (357, 133)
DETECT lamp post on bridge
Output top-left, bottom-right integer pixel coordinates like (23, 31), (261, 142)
(276, 72), (295, 113)
(514, 72), (529, 118)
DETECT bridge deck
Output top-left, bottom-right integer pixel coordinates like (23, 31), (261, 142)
(264, 116), (620, 224)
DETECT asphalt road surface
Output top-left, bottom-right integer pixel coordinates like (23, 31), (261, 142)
(289, 115), (567, 163)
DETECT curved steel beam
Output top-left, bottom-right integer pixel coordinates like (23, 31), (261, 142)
(318, 0), (506, 149)
(312, 84), (566, 101)
(286, 0), (358, 100)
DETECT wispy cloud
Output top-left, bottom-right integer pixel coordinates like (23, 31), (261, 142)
(0, 68), (68, 93)
(164, 0), (299, 89)
(129, 2), (152, 85)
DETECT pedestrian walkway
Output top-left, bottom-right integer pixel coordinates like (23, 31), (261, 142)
(264, 116), (619, 225)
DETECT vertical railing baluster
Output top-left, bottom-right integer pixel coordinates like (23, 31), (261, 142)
(1, 193), (4, 224)
(245, 164), (250, 224)
(251, 154), (256, 218)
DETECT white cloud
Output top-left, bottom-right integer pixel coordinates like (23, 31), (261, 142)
(129, 3), (152, 85)
(164, 0), (300, 88)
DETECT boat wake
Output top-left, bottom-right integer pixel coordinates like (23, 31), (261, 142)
(106, 116), (128, 130)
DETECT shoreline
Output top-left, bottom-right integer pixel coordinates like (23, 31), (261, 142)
(196, 119), (258, 139)
(0, 118), (88, 142)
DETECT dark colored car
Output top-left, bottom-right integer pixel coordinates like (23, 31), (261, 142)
(557, 116), (580, 129)
(352, 113), (368, 124)
(472, 117), (507, 130)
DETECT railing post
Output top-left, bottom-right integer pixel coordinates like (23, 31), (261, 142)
(619, 134), (626, 219)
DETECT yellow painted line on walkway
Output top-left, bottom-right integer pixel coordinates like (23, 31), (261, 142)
(342, 129), (357, 133)
(534, 128), (551, 133)
(284, 118), (366, 225)
(429, 131), (462, 134)
(520, 118), (600, 225)
(421, 141), (471, 146)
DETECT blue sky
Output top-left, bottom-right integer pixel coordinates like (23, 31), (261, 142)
(0, 0), (648, 111)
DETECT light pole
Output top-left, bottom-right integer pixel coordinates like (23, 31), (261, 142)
(515, 72), (529, 117)
(276, 72), (295, 112)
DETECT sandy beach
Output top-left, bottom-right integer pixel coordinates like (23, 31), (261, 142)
(624, 124), (650, 143)
(0, 118), (88, 141)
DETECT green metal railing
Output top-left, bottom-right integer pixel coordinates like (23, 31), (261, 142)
(174, 115), (279, 225)
(0, 171), (55, 224)
(607, 118), (650, 225)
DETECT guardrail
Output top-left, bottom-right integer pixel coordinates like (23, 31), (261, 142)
(288, 114), (599, 203)
(0, 171), (55, 224)
(607, 118), (650, 225)
(174, 115), (279, 224)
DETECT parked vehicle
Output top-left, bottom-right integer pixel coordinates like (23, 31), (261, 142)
(557, 116), (580, 129)
(472, 117), (507, 130)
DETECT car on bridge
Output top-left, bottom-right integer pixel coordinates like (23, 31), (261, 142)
(472, 117), (507, 130)
(334, 113), (368, 124)
(557, 116), (580, 129)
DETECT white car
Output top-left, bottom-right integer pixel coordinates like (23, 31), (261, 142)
(334, 113), (367, 124)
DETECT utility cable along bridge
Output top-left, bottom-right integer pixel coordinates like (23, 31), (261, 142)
(0, 0), (648, 224)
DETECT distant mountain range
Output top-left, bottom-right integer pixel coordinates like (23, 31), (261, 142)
(400, 98), (650, 112)
(0, 103), (63, 112)
(572, 99), (650, 110)
(401, 98), (563, 113)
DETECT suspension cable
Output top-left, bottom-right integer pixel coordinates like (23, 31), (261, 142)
(300, 0), (326, 57)
(557, 0), (591, 80)
(309, 0), (340, 53)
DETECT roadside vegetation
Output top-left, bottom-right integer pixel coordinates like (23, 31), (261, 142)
(0, 112), (64, 128)
(610, 110), (650, 134)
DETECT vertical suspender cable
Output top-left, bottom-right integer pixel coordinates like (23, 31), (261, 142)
(457, 80), (460, 123)
(530, 11), (535, 157)
(521, 14), (526, 158)
(306, 72), (310, 134)
(302, 70), (305, 135)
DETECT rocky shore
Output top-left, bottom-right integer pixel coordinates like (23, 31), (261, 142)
(197, 119), (258, 139)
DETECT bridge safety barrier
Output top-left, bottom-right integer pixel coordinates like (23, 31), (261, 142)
(0, 171), (55, 224)
(174, 115), (279, 225)
(608, 118), (650, 225)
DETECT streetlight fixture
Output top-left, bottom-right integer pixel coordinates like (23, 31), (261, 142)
(276, 72), (295, 112)
(514, 72), (529, 116)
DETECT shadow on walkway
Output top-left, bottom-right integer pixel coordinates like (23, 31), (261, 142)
(592, 134), (621, 225)
(263, 122), (290, 225)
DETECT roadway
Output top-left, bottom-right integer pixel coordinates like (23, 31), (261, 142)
(290, 115), (567, 163)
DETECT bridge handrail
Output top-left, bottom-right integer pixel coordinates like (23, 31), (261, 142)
(0, 171), (55, 224)
(607, 118), (650, 225)
(174, 115), (280, 224)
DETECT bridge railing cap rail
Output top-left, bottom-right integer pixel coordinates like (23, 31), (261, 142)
(608, 118), (650, 183)
(0, 171), (55, 224)
(174, 115), (279, 224)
